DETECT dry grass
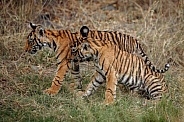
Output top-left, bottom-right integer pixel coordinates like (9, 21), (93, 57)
(0, 0), (184, 121)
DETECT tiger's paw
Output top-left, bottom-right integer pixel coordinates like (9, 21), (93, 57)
(43, 88), (59, 95)
(104, 92), (115, 105)
(76, 90), (85, 97)
(104, 99), (114, 105)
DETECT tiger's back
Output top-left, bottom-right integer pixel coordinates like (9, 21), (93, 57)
(79, 26), (169, 73)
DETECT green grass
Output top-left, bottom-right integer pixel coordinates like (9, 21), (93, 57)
(1, 90), (180, 122)
(0, 72), (181, 122)
(0, 0), (183, 122)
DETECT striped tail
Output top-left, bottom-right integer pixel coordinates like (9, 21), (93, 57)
(139, 45), (170, 73)
(150, 63), (170, 73)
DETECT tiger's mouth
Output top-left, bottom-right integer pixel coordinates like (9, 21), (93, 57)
(25, 48), (37, 54)
(29, 49), (37, 54)
(80, 53), (93, 62)
(80, 57), (92, 62)
(26, 45), (42, 54)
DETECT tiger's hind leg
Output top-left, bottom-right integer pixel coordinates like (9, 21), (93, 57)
(44, 61), (68, 95)
(104, 70), (117, 105)
(143, 75), (167, 103)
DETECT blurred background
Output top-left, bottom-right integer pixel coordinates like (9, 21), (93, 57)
(0, 0), (184, 121)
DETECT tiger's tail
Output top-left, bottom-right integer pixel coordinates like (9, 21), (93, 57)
(138, 45), (170, 73)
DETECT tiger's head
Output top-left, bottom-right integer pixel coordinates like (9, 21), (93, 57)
(75, 42), (96, 62)
(25, 23), (48, 54)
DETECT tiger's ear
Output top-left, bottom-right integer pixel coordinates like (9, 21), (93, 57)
(38, 27), (44, 37)
(80, 26), (89, 37)
(30, 23), (37, 30)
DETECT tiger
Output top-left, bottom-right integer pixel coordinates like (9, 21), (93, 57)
(79, 26), (170, 73)
(25, 23), (83, 95)
(25, 23), (169, 95)
(74, 38), (170, 104)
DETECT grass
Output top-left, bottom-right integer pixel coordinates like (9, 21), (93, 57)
(0, 0), (184, 122)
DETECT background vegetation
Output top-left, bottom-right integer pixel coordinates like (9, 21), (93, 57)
(0, 0), (183, 121)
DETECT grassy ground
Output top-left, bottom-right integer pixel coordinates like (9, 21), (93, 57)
(0, 0), (184, 122)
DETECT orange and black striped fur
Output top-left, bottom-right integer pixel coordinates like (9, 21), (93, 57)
(79, 26), (169, 73)
(25, 24), (169, 95)
(75, 38), (169, 104)
(25, 23), (82, 95)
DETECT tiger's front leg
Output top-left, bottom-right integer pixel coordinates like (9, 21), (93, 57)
(82, 71), (105, 97)
(104, 70), (117, 105)
(71, 60), (82, 89)
(44, 60), (68, 95)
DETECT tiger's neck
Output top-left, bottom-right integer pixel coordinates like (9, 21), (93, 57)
(44, 30), (79, 52)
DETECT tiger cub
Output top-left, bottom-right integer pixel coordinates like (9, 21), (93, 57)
(25, 23), (82, 95)
(75, 38), (169, 104)
(79, 26), (169, 73)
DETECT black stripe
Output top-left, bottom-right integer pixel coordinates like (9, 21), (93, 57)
(96, 69), (106, 80)
(130, 86), (137, 90)
(118, 74), (125, 84)
(65, 30), (72, 41)
(104, 31), (108, 41)
(124, 75), (131, 85)
(123, 34), (126, 51)
(101, 31), (105, 40)
(150, 84), (162, 92)
(130, 54), (134, 74)
(106, 32), (111, 42)
(149, 86), (162, 97)
(144, 74), (152, 82)
(123, 53), (130, 72)
(53, 81), (59, 86)
(116, 32), (121, 46)
(56, 79), (62, 85)
(91, 31), (95, 38)
(137, 60), (142, 77)
(95, 78), (103, 84)
(71, 71), (80, 75)
(101, 58), (105, 70)
(34, 37), (39, 45)
(97, 31), (103, 40)
(105, 64), (111, 76)
(63, 30), (67, 37)
(56, 48), (65, 59)
(141, 53), (146, 57)
(55, 76), (60, 79)
(119, 60), (123, 74)
(118, 52), (126, 73)
(135, 39), (139, 48)
(95, 50), (99, 57)
(147, 79), (160, 89)
(115, 60), (118, 71)
(92, 81), (98, 87)
(109, 32), (116, 45)
(53, 40), (57, 52)
(70, 33), (76, 43)
(116, 48), (121, 59)
(47, 42), (51, 48)
(50, 31), (57, 37)
(57, 57), (67, 65)
(106, 88), (114, 95)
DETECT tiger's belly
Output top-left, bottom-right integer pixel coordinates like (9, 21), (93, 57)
(117, 74), (145, 92)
